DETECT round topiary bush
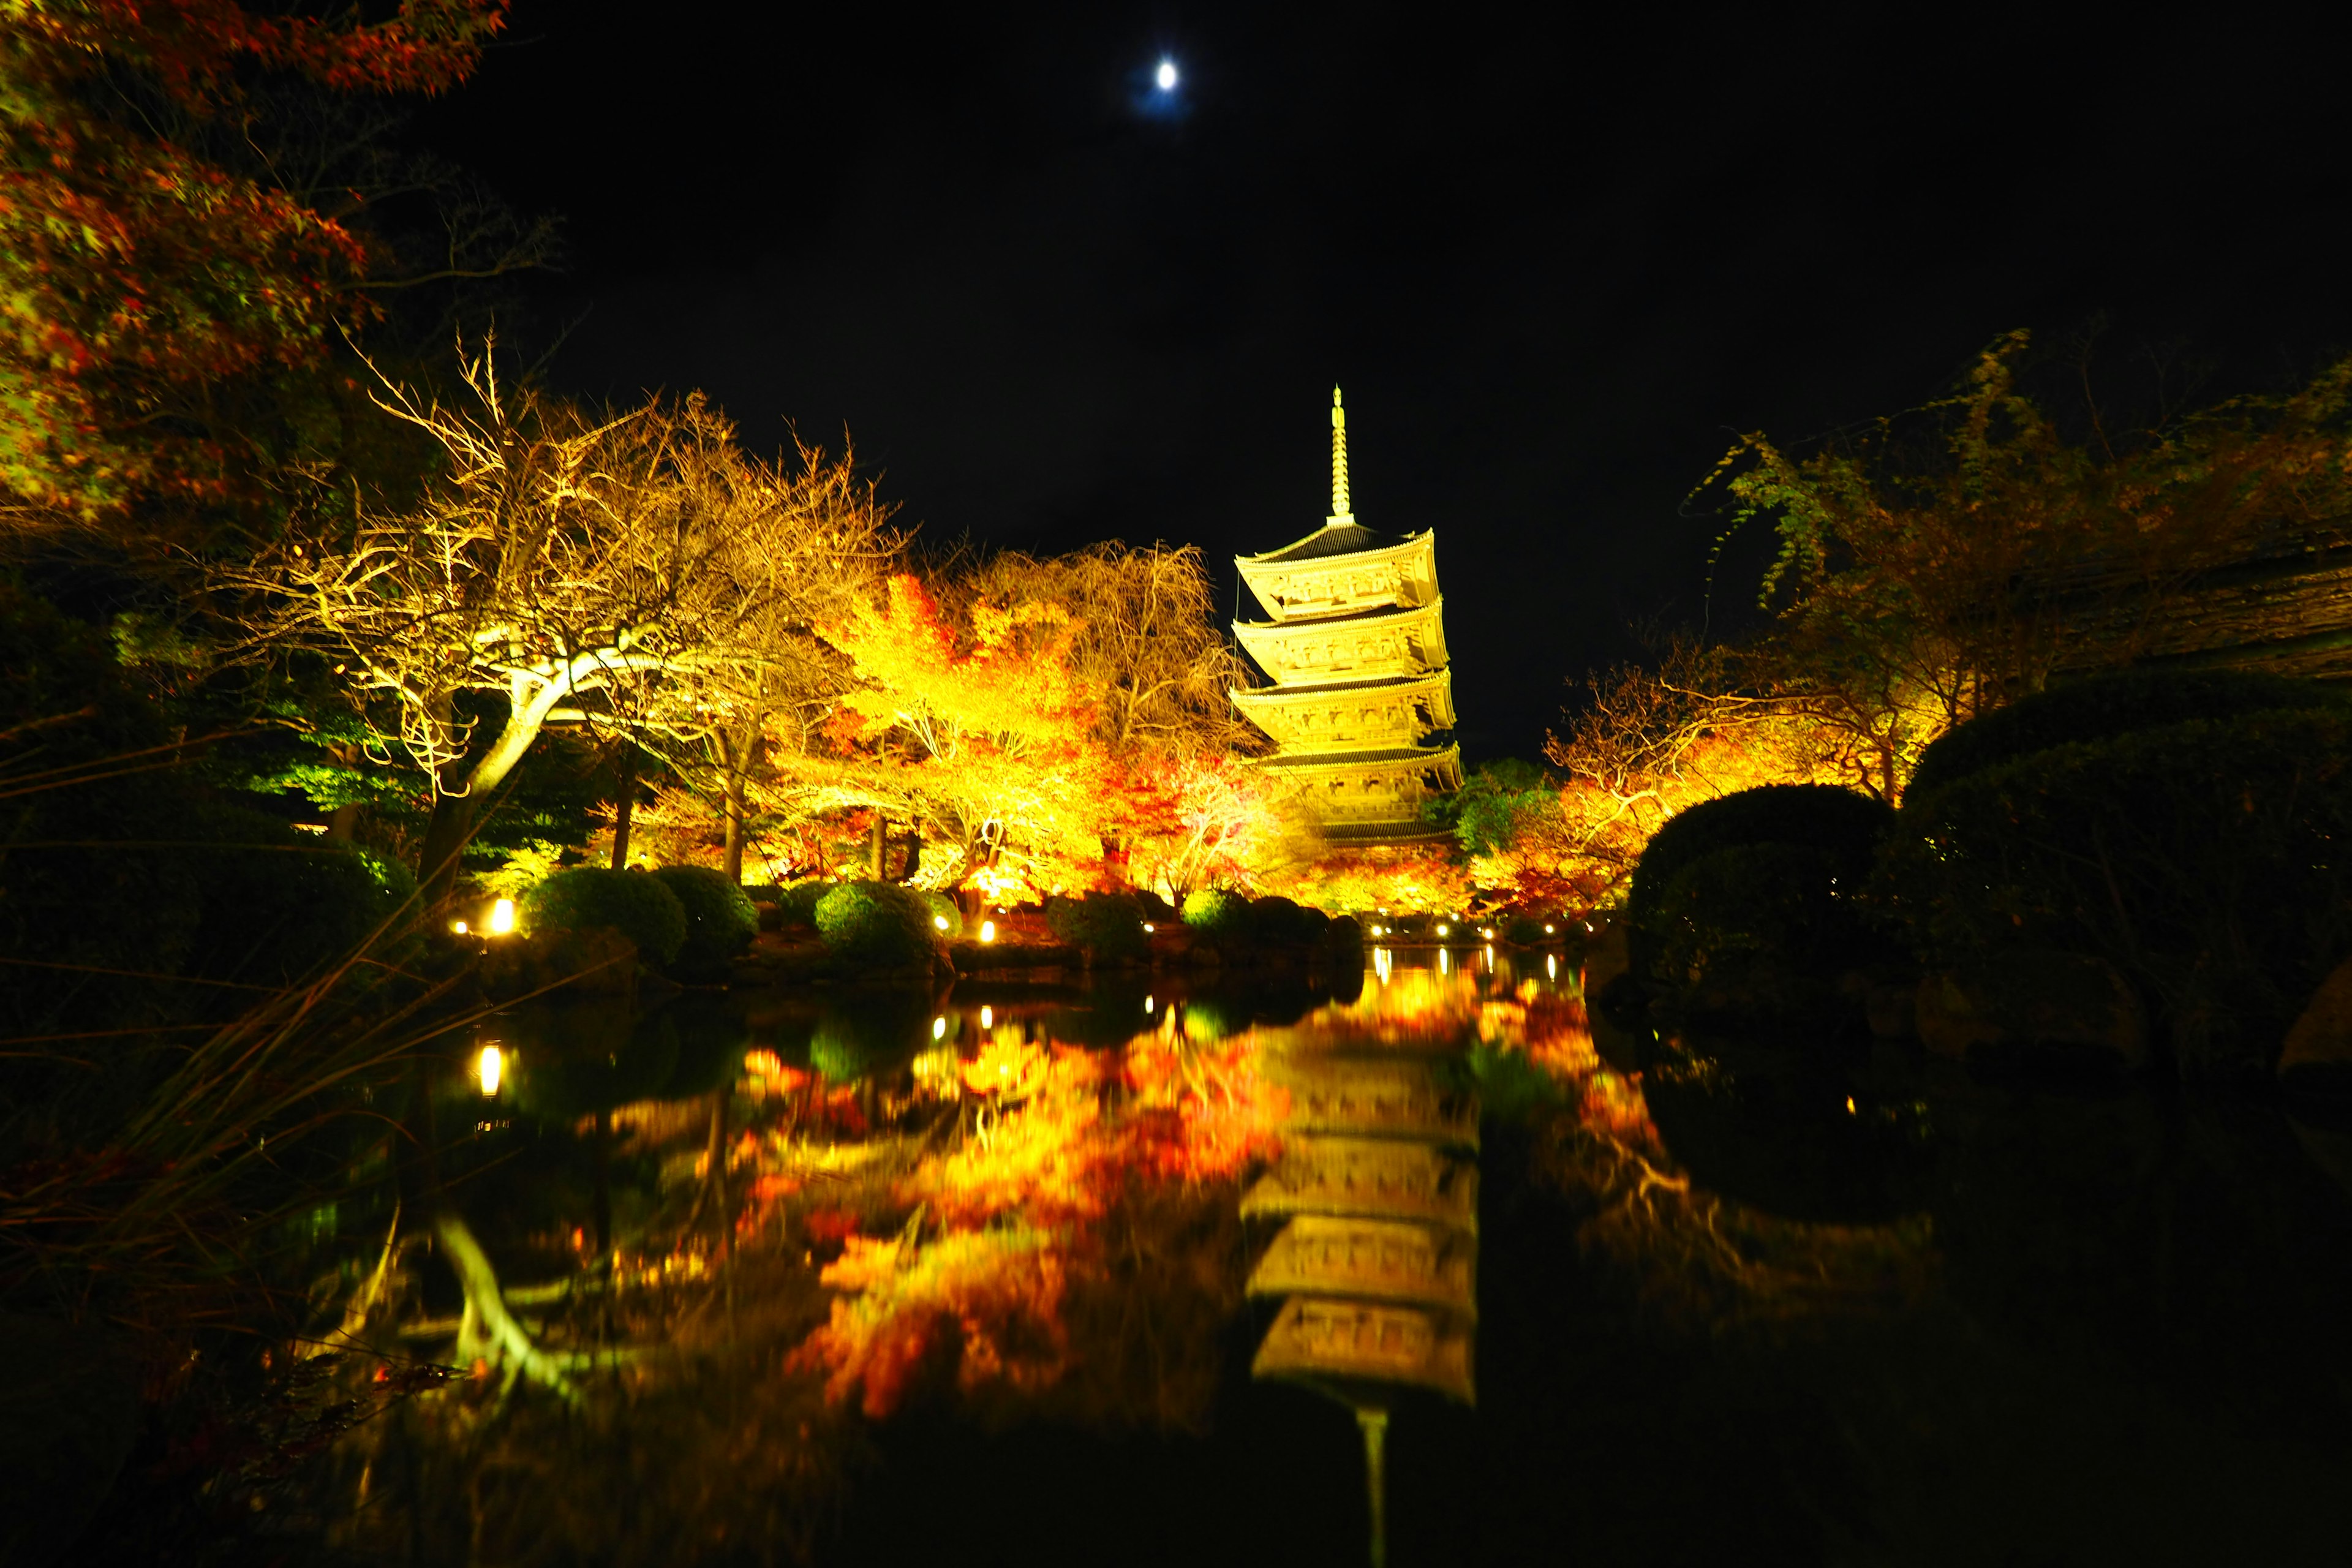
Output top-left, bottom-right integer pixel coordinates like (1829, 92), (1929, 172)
(522, 867), (688, 967)
(813, 880), (937, 967)
(1627, 785), (1898, 1014)
(919, 890), (964, 940)
(1884, 706), (2352, 1079)
(776, 878), (830, 928)
(1905, 668), (2350, 802)
(649, 865), (759, 982)
(1630, 784), (1896, 925)
(1248, 894), (1329, 948)
(1046, 891), (1151, 962)
(1182, 888), (1253, 941)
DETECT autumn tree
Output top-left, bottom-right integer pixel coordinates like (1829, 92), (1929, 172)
(228, 349), (893, 902)
(0, 0), (509, 528)
(772, 573), (1110, 892)
(1539, 639), (1848, 908)
(963, 542), (1259, 756)
(1706, 332), (2352, 725)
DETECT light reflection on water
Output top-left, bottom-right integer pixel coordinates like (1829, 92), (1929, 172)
(326, 944), (2352, 1565)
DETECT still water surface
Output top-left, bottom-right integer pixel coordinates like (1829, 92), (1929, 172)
(333, 949), (2352, 1566)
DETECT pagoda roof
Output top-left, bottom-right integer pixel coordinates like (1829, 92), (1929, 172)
(1265, 745), (1461, 770)
(1234, 600), (1418, 633)
(1321, 822), (1460, 845)
(1243, 522), (1420, 564)
(1234, 669), (1452, 703)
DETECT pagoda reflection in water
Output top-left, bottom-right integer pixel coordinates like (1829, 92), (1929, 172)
(1242, 957), (1482, 1566)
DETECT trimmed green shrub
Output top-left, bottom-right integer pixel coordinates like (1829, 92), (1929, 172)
(649, 865), (759, 981)
(1046, 891), (1151, 962)
(1627, 785), (1896, 1016)
(776, 878), (830, 928)
(1882, 707), (2352, 1079)
(522, 868), (688, 967)
(1644, 842), (1887, 997)
(1182, 888), (1253, 941)
(1250, 895), (1329, 948)
(813, 880), (937, 967)
(1631, 784), (1895, 923)
(1324, 914), (1365, 951)
(1906, 668), (2350, 802)
(919, 890), (965, 940)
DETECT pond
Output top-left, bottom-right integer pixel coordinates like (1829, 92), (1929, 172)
(291, 948), (2352, 1567)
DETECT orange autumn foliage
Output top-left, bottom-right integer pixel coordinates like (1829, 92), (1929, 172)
(783, 1022), (1281, 1418)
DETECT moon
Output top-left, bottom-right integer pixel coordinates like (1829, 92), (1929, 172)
(1155, 59), (1178, 91)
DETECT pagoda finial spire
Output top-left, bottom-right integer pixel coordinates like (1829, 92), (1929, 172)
(1329, 385), (1351, 526)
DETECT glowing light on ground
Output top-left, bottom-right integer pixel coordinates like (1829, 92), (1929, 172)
(1155, 59), (1178, 91)
(489, 897), (515, 935)
(477, 1044), (504, 1096)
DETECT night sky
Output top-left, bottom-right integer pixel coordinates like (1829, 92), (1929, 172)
(415, 5), (2352, 762)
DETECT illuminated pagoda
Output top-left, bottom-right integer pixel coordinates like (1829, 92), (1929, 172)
(1232, 389), (1462, 840)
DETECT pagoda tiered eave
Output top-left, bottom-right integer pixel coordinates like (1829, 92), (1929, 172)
(1231, 669), (1455, 751)
(1237, 529), (1439, 625)
(1232, 595), (1449, 688)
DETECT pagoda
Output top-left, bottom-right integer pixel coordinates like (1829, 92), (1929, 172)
(1232, 390), (1462, 841)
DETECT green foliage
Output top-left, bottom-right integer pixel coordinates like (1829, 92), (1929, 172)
(1630, 784), (1894, 929)
(480, 842), (566, 902)
(1249, 894), (1330, 948)
(522, 869), (688, 967)
(1045, 891), (1150, 962)
(649, 866), (759, 982)
(776, 879), (831, 927)
(813, 881), (937, 968)
(1643, 842), (1887, 996)
(1882, 708), (2352, 1079)
(918, 890), (964, 940)
(1626, 784), (1895, 1020)
(1425, 758), (1555, 856)
(1181, 888), (1253, 940)
(1905, 669), (2350, 801)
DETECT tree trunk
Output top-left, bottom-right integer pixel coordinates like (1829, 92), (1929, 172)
(609, 744), (639, 870)
(416, 791), (477, 910)
(869, 814), (886, 880)
(326, 801), (361, 843)
(720, 715), (763, 884)
(902, 828), (921, 881)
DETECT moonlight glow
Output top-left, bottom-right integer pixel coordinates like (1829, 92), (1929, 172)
(1155, 59), (1178, 91)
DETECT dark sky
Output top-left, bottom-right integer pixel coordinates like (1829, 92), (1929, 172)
(415, 4), (2352, 762)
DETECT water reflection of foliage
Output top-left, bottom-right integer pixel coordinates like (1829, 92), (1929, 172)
(774, 1020), (1285, 1421)
(1466, 975), (1938, 1326)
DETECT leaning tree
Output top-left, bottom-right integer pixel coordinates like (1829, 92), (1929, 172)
(228, 348), (897, 902)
